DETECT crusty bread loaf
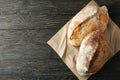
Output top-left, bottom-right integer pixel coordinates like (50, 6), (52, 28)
(68, 6), (109, 46)
(87, 32), (109, 73)
(76, 30), (109, 76)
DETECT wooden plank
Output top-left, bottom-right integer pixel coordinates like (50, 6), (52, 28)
(0, 30), (74, 78)
(0, 0), (119, 29)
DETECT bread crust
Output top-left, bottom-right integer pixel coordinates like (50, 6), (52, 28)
(68, 6), (109, 46)
(87, 33), (109, 73)
(76, 30), (109, 76)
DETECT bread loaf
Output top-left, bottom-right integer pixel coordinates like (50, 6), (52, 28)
(68, 6), (108, 46)
(76, 30), (109, 76)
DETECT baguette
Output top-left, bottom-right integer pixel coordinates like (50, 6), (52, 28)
(76, 30), (109, 76)
(68, 6), (109, 46)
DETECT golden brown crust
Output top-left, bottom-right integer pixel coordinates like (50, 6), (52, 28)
(68, 6), (109, 46)
(67, 3), (98, 40)
(69, 19), (98, 46)
(87, 33), (109, 73)
(76, 30), (109, 76)
(98, 6), (109, 32)
(76, 30), (100, 76)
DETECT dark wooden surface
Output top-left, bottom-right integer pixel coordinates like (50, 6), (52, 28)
(0, 0), (119, 80)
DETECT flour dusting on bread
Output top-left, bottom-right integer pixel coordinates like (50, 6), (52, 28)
(76, 30), (100, 76)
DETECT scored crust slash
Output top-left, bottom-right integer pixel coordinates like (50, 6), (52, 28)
(67, 4), (109, 76)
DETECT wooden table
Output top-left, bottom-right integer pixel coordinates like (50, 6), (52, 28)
(0, 0), (119, 80)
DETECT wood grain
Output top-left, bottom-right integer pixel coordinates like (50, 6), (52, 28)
(0, 0), (119, 80)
